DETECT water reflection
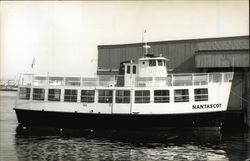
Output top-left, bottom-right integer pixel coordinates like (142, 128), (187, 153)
(1, 91), (249, 161)
(222, 133), (250, 161)
(15, 126), (230, 160)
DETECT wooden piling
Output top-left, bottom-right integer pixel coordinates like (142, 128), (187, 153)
(247, 69), (250, 130)
(243, 68), (250, 130)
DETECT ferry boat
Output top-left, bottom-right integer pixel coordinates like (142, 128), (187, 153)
(14, 45), (234, 130)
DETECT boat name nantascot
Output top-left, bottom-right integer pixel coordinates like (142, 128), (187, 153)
(192, 103), (222, 109)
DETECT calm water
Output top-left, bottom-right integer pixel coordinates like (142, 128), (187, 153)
(0, 91), (250, 161)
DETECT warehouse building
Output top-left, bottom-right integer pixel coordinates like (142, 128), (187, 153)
(97, 35), (249, 130)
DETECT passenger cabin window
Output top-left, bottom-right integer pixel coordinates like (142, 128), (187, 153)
(135, 90), (150, 103)
(127, 66), (130, 74)
(64, 89), (77, 102)
(98, 90), (113, 103)
(33, 88), (45, 101)
(154, 90), (170, 103)
(194, 88), (208, 101)
(174, 89), (189, 102)
(116, 90), (130, 104)
(81, 90), (95, 103)
(133, 65), (136, 74)
(48, 89), (61, 101)
(158, 60), (163, 66)
(19, 87), (30, 100)
(149, 60), (156, 66)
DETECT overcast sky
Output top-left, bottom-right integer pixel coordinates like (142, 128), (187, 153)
(0, 1), (249, 79)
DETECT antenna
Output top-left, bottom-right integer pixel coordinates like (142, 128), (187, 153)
(142, 29), (150, 55)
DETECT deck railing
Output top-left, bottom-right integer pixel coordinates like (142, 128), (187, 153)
(19, 72), (234, 87)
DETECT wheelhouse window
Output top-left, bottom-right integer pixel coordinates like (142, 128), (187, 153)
(158, 60), (163, 66)
(64, 89), (77, 102)
(174, 89), (189, 102)
(127, 66), (130, 74)
(135, 90), (150, 103)
(149, 60), (156, 66)
(81, 90), (95, 103)
(154, 90), (169, 103)
(194, 88), (208, 101)
(19, 87), (30, 100)
(48, 89), (61, 101)
(116, 90), (130, 104)
(33, 88), (45, 101)
(98, 90), (113, 103)
(133, 65), (136, 74)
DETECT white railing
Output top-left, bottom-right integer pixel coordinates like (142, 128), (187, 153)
(19, 72), (234, 87)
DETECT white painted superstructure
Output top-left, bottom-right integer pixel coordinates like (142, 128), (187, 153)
(15, 71), (233, 115)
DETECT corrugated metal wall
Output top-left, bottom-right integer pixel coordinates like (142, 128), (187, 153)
(98, 41), (198, 73)
(195, 50), (249, 68)
(98, 45), (144, 70)
(197, 37), (249, 50)
(98, 36), (249, 73)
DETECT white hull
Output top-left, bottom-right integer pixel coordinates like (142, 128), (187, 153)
(15, 82), (232, 115)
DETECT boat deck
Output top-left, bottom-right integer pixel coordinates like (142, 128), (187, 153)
(19, 72), (234, 87)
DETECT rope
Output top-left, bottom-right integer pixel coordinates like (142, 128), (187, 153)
(230, 90), (250, 103)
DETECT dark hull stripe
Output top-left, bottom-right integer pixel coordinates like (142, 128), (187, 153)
(14, 108), (226, 129)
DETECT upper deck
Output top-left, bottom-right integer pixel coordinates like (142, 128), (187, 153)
(19, 72), (234, 87)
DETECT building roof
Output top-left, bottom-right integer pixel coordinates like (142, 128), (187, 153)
(98, 35), (249, 49)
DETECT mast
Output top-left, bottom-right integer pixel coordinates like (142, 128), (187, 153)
(142, 29), (150, 56)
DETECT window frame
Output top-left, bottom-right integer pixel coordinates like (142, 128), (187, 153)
(149, 60), (156, 66)
(33, 88), (45, 101)
(19, 87), (31, 100)
(174, 89), (189, 102)
(158, 60), (163, 66)
(81, 90), (95, 103)
(194, 88), (208, 102)
(133, 65), (136, 74)
(98, 90), (113, 103)
(135, 90), (150, 103)
(115, 90), (130, 104)
(127, 66), (130, 74)
(48, 89), (61, 101)
(64, 89), (78, 102)
(154, 90), (170, 103)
